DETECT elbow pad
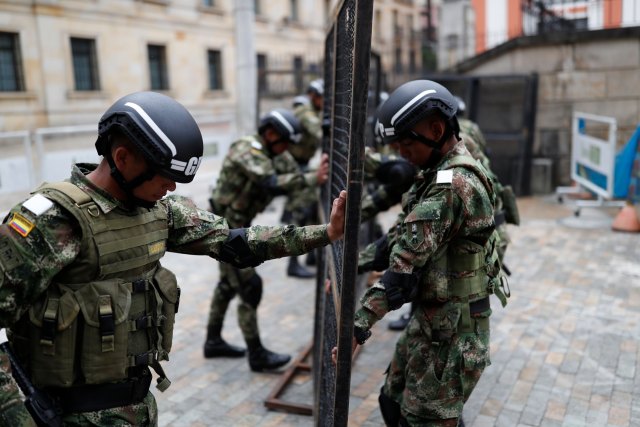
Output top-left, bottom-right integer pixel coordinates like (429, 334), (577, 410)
(259, 175), (287, 196)
(375, 160), (415, 192)
(218, 228), (263, 268)
(381, 270), (418, 310)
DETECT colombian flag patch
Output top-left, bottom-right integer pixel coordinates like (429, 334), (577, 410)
(9, 212), (35, 237)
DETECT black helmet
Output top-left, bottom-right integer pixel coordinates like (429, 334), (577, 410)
(453, 95), (466, 116)
(292, 95), (310, 108)
(258, 108), (302, 144)
(374, 80), (459, 147)
(307, 79), (324, 96)
(96, 91), (203, 183)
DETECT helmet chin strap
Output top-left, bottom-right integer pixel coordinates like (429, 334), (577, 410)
(105, 152), (158, 209)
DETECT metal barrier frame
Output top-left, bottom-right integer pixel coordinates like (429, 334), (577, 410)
(314, 1), (374, 426)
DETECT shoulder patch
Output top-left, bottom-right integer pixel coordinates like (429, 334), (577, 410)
(436, 170), (453, 184)
(8, 212), (35, 237)
(22, 194), (54, 216)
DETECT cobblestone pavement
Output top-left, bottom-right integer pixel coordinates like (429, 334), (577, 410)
(2, 156), (639, 426)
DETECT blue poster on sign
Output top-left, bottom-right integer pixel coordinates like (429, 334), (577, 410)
(627, 125), (640, 203)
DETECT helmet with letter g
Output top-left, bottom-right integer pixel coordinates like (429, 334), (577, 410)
(95, 91), (203, 207)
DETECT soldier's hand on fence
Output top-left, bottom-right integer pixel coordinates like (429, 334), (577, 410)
(327, 190), (347, 241)
(331, 338), (358, 366)
(316, 153), (330, 185)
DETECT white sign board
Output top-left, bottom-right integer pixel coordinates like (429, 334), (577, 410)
(571, 112), (617, 199)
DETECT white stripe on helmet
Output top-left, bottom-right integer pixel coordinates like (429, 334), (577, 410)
(390, 89), (436, 127)
(271, 110), (300, 141)
(125, 101), (177, 157)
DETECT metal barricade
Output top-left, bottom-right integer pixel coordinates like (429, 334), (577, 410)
(314, 1), (374, 426)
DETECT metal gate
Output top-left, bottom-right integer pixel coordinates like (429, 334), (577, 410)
(422, 74), (538, 196)
(313, 1), (374, 426)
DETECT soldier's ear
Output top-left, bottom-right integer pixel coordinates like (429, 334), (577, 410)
(112, 144), (140, 170)
(428, 119), (445, 141)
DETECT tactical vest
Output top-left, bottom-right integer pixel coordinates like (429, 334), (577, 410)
(8, 182), (177, 391)
(408, 156), (508, 331)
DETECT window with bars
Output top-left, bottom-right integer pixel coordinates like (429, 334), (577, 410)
(207, 49), (223, 90)
(290, 0), (299, 21)
(202, 0), (214, 6)
(0, 32), (24, 91)
(293, 55), (303, 94)
(257, 53), (267, 94)
(71, 37), (100, 91)
(147, 44), (169, 90)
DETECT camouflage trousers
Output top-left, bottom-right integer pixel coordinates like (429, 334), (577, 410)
(283, 186), (319, 226)
(59, 392), (158, 426)
(0, 381), (156, 427)
(1, 348), (158, 427)
(382, 304), (491, 426)
(207, 262), (261, 341)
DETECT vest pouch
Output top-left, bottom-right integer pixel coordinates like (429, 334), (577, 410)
(74, 280), (132, 384)
(26, 290), (80, 387)
(431, 302), (461, 343)
(152, 266), (179, 359)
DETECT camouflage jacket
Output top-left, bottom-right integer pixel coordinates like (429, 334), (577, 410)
(459, 118), (488, 152)
(354, 142), (496, 332)
(290, 103), (322, 164)
(0, 163), (330, 423)
(210, 135), (316, 227)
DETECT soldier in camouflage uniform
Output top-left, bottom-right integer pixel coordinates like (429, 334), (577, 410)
(376, 110), (520, 333)
(454, 96), (520, 264)
(205, 108), (329, 371)
(281, 79), (325, 277)
(0, 93), (346, 426)
(335, 81), (509, 426)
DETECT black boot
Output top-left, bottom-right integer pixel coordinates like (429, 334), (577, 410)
(247, 338), (291, 372)
(203, 325), (246, 358)
(305, 250), (316, 266)
(287, 256), (314, 278)
(388, 312), (411, 331)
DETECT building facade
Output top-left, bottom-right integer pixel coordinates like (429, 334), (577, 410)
(438, 0), (640, 70)
(0, 0), (425, 133)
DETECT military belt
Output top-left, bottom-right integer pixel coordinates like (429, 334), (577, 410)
(46, 369), (152, 413)
(470, 297), (490, 314)
(419, 297), (489, 314)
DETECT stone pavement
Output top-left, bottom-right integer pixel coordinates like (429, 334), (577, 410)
(2, 155), (640, 426)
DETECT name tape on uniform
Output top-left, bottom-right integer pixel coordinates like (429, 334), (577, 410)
(436, 170), (453, 184)
(22, 194), (54, 216)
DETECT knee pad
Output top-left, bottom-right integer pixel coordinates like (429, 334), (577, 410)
(217, 278), (236, 299)
(379, 387), (401, 427)
(239, 274), (263, 308)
